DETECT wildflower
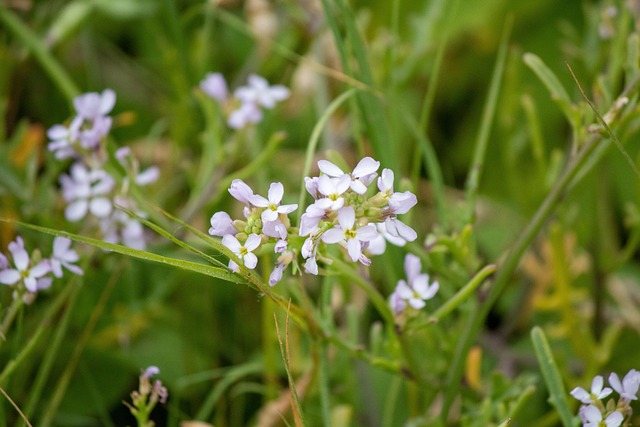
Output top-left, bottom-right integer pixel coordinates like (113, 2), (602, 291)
(382, 191), (418, 242)
(142, 366), (160, 379)
(269, 262), (285, 286)
(229, 179), (255, 205)
(571, 375), (613, 404)
(222, 234), (261, 272)
(389, 254), (439, 313)
(50, 237), (83, 277)
(579, 405), (623, 427)
(249, 182), (298, 222)
(60, 163), (114, 222)
(314, 175), (351, 211)
(228, 101), (263, 129)
(367, 223), (408, 256)
(321, 206), (378, 262)
(73, 89), (116, 121)
(0, 237), (51, 293)
(299, 204), (327, 236)
(47, 116), (82, 159)
(389, 288), (408, 315)
(235, 74), (290, 109)
(318, 156), (380, 194)
(209, 212), (237, 237)
(609, 370), (640, 401)
(200, 72), (229, 102)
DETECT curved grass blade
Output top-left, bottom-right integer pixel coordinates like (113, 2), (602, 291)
(1, 219), (244, 285)
(531, 326), (578, 427)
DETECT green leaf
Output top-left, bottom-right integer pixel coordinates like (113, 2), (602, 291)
(530, 326), (578, 427)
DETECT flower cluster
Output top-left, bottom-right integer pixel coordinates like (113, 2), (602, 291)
(48, 90), (158, 249)
(208, 156), (419, 286)
(0, 236), (83, 301)
(209, 179), (298, 286)
(300, 157), (417, 275)
(571, 370), (640, 427)
(199, 73), (289, 129)
(125, 366), (168, 427)
(388, 254), (439, 316)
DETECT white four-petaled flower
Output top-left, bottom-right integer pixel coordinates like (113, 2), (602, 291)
(579, 405), (623, 427)
(0, 237), (51, 293)
(609, 369), (640, 401)
(249, 182), (298, 223)
(321, 207), (378, 262)
(389, 254), (438, 314)
(318, 157), (380, 194)
(222, 234), (261, 272)
(50, 237), (83, 278)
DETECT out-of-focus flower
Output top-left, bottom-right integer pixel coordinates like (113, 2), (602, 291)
(60, 163), (114, 222)
(389, 254), (439, 315)
(609, 370), (640, 401)
(0, 237), (51, 293)
(235, 74), (290, 109)
(579, 405), (623, 427)
(200, 72), (229, 102)
(50, 237), (83, 277)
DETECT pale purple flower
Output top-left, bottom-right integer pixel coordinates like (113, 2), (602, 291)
(262, 219), (288, 240)
(235, 74), (290, 109)
(579, 405), (623, 427)
(100, 198), (147, 250)
(274, 239), (288, 253)
(73, 89), (116, 121)
(314, 175), (350, 211)
(269, 262), (285, 286)
(318, 157), (380, 194)
(299, 204), (327, 237)
(367, 222), (407, 256)
(47, 116), (82, 159)
(78, 115), (112, 149)
(571, 375), (613, 404)
(321, 207), (378, 262)
(609, 370), (640, 401)
(304, 176), (320, 199)
(382, 191), (418, 242)
(209, 212), (237, 237)
(222, 234), (261, 272)
(154, 380), (168, 404)
(228, 179), (255, 205)
(142, 366), (160, 379)
(390, 254), (439, 313)
(50, 237), (83, 278)
(0, 237), (51, 293)
(389, 288), (408, 315)
(228, 102), (263, 129)
(0, 253), (9, 270)
(60, 163), (114, 222)
(388, 191), (417, 215)
(200, 72), (229, 102)
(384, 217), (417, 242)
(249, 182), (298, 222)
(304, 256), (318, 275)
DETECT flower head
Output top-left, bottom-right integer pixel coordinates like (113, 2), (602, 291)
(222, 234), (261, 272)
(0, 237), (51, 293)
(235, 74), (290, 109)
(60, 163), (114, 222)
(200, 72), (229, 102)
(571, 375), (613, 404)
(318, 157), (380, 194)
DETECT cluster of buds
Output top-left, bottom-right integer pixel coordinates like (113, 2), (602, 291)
(125, 366), (168, 427)
(199, 73), (289, 129)
(0, 236), (83, 302)
(571, 370), (640, 427)
(47, 90), (158, 250)
(208, 156), (419, 287)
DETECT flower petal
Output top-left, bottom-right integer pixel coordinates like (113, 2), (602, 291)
(352, 157), (380, 178)
(318, 160), (345, 177)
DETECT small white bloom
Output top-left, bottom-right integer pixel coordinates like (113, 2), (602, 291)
(50, 237), (83, 278)
(318, 157), (380, 194)
(249, 182), (298, 223)
(200, 72), (229, 102)
(570, 375), (613, 404)
(228, 102), (263, 129)
(579, 405), (623, 427)
(73, 89), (116, 121)
(222, 234), (261, 272)
(228, 179), (255, 205)
(60, 163), (114, 222)
(0, 237), (51, 293)
(314, 175), (350, 211)
(235, 74), (290, 109)
(609, 369), (640, 401)
(321, 206), (378, 262)
(389, 254), (439, 314)
(209, 212), (237, 237)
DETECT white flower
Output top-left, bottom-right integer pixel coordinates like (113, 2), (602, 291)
(299, 204), (327, 237)
(390, 254), (439, 313)
(73, 89), (116, 121)
(384, 217), (417, 242)
(321, 207), (378, 262)
(222, 234), (261, 272)
(609, 369), (640, 401)
(388, 191), (417, 215)
(318, 157), (380, 194)
(200, 72), (229, 102)
(367, 222), (408, 256)
(382, 190), (418, 242)
(228, 102), (263, 129)
(235, 74), (290, 109)
(228, 179), (255, 205)
(579, 405), (623, 427)
(249, 182), (298, 223)
(209, 212), (237, 237)
(47, 116), (82, 159)
(314, 175), (350, 211)
(0, 237), (51, 293)
(570, 375), (613, 404)
(377, 168), (395, 196)
(50, 237), (83, 278)
(60, 163), (114, 222)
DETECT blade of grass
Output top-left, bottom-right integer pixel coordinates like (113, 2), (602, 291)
(464, 16), (513, 223)
(296, 89), (357, 226)
(531, 327), (578, 427)
(0, 7), (79, 102)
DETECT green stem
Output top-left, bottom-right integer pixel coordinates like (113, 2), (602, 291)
(0, 297), (24, 349)
(0, 7), (79, 102)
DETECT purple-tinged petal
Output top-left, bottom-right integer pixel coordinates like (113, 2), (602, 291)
(0, 269), (20, 285)
(321, 227), (344, 244)
(355, 224), (378, 242)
